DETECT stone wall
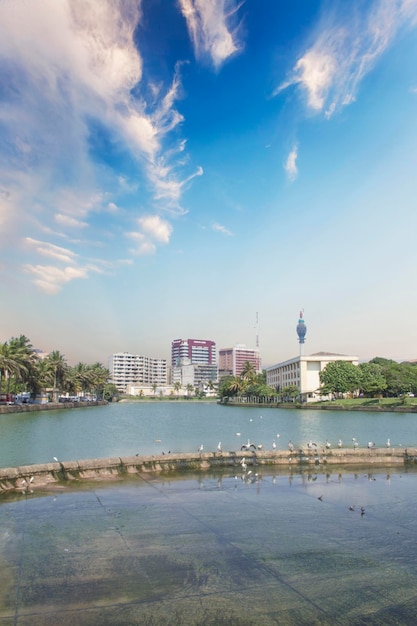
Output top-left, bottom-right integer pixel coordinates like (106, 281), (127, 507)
(1, 447), (416, 494)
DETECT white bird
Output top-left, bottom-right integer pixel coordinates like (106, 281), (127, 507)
(386, 438), (391, 448)
(217, 441), (222, 452)
(325, 440), (331, 449)
(276, 433), (280, 439)
(272, 440), (277, 450)
(198, 444), (203, 453)
(288, 440), (294, 452)
(236, 432), (241, 437)
(240, 457), (247, 471)
(53, 457), (58, 462)
(353, 440), (359, 449)
(368, 441), (376, 449)
(338, 439), (343, 448)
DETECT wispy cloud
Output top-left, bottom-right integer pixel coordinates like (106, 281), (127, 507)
(212, 222), (234, 236)
(127, 215), (173, 255)
(275, 0), (417, 117)
(178, 0), (243, 68)
(284, 145), (298, 182)
(0, 0), (202, 292)
(23, 264), (89, 295)
(25, 238), (78, 264)
(55, 214), (88, 229)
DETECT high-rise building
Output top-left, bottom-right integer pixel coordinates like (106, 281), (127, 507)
(109, 352), (167, 392)
(218, 344), (261, 377)
(171, 339), (216, 367)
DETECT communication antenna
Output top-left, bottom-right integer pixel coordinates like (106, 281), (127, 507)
(254, 312), (259, 349)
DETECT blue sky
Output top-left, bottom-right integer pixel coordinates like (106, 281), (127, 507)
(1, 0), (417, 367)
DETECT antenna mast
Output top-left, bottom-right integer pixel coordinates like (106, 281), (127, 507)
(255, 312), (259, 349)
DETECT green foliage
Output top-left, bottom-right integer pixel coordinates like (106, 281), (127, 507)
(319, 360), (360, 395)
(0, 335), (110, 400)
(358, 362), (387, 396)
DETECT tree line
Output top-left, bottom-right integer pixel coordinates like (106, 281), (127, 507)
(0, 335), (115, 401)
(218, 357), (417, 402)
(319, 358), (417, 397)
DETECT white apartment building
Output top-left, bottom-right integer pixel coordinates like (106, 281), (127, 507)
(171, 358), (218, 389)
(266, 352), (359, 402)
(109, 352), (167, 392)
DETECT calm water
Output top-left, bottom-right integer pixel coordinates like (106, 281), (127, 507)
(1, 466), (417, 624)
(0, 401), (416, 467)
(2, 403), (417, 624)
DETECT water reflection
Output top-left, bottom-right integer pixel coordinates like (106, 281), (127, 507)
(1, 466), (417, 625)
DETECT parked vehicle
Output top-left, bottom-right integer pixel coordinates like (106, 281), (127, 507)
(0, 393), (14, 405)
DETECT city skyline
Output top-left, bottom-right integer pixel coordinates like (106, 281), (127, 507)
(2, 1), (417, 367)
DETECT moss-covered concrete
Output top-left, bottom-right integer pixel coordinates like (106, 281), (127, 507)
(1, 447), (417, 493)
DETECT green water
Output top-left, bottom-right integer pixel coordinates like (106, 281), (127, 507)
(1, 466), (417, 625)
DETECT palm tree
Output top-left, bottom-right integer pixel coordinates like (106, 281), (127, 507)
(44, 351), (68, 401)
(87, 363), (110, 399)
(0, 342), (21, 393)
(186, 383), (194, 398)
(173, 381), (181, 399)
(240, 361), (257, 384)
(227, 376), (244, 397)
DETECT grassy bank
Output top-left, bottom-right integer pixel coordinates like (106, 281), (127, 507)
(311, 397), (417, 410)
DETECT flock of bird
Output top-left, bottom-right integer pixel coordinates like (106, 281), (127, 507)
(198, 436), (394, 455)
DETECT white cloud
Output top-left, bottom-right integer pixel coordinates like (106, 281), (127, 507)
(275, 0), (417, 117)
(23, 264), (89, 294)
(55, 214), (88, 229)
(0, 0), (202, 291)
(212, 222), (234, 236)
(284, 145), (298, 182)
(25, 238), (78, 264)
(178, 0), (243, 68)
(138, 215), (173, 243)
(127, 214), (173, 255)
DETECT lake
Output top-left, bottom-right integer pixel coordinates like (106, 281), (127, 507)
(1, 402), (417, 625)
(0, 401), (416, 468)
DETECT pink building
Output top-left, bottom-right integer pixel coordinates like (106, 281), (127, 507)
(218, 345), (261, 377)
(171, 338), (216, 367)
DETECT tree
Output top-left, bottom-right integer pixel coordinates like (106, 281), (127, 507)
(173, 381), (181, 398)
(319, 361), (360, 396)
(186, 383), (194, 398)
(370, 357), (416, 397)
(358, 362), (387, 396)
(240, 361), (257, 385)
(281, 385), (299, 401)
(0, 342), (22, 392)
(44, 351), (68, 400)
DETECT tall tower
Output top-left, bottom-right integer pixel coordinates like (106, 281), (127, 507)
(296, 310), (307, 356)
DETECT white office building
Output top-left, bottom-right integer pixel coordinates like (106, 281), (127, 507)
(266, 352), (359, 402)
(109, 352), (167, 392)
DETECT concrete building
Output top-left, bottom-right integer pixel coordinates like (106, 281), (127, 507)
(109, 352), (167, 392)
(266, 352), (359, 402)
(171, 358), (218, 390)
(171, 338), (216, 367)
(218, 344), (261, 377)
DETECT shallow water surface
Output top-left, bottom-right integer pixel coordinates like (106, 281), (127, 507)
(1, 402), (417, 467)
(1, 466), (417, 625)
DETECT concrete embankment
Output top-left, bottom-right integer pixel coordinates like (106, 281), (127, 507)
(1, 447), (417, 494)
(0, 400), (108, 415)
